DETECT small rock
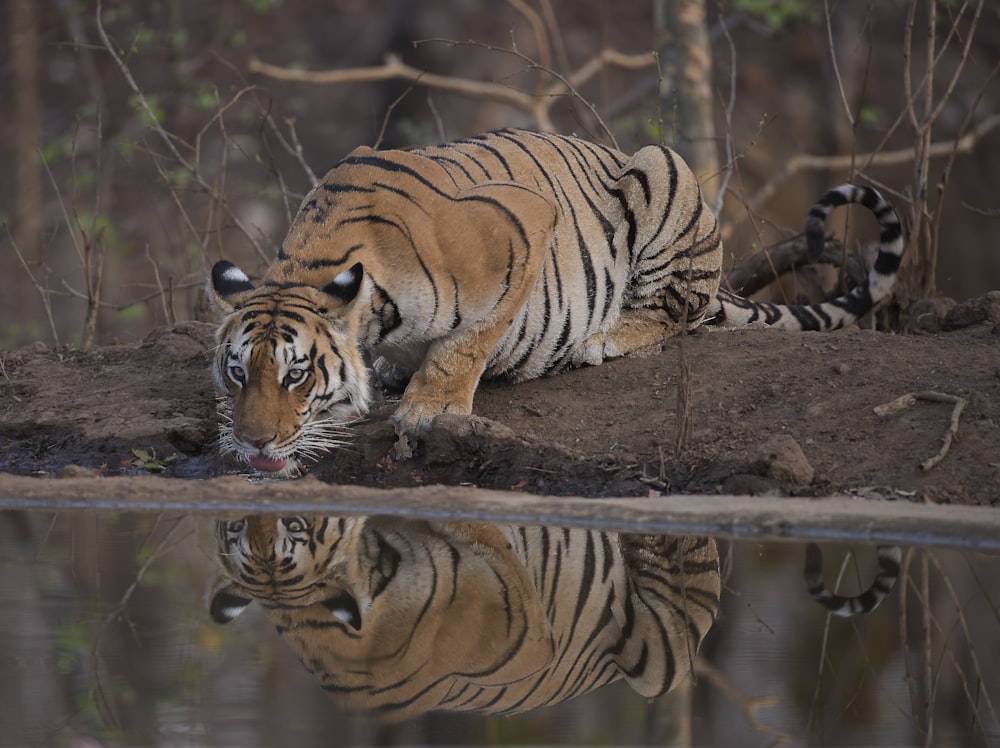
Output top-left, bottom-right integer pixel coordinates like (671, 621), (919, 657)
(943, 291), (1000, 331)
(907, 297), (956, 333)
(422, 414), (516, 464)
(749, 434), (815, 487)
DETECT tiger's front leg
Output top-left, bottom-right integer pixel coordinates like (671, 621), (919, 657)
(390, 326), (502, 437)
(386, 181), (557, 440)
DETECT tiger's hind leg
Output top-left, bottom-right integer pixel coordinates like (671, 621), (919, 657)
(573, 145), (723, 366)
(571, 309), (688, 366)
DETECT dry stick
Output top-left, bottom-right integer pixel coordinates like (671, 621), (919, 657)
(415, 40), (651, 146)
(145, 245), (171, 324)
(506, 0), (553, 95)
(738, 0), (991, 241)
(822, 0), (874, 294)
(82, 226), (107, 349)
(723, 234), (867, 298)
(673, 221), (698, 458)
(873, 391), (967, 471)
(537, 0), (573, 85)
(904, 550), (999, 743)
(247, 48), (653, 140)
(713, 7), (739, 220)
(808, 545), (873, 736)
(902, 0), (986, 300)
(0, 357), (21, 403)
(374, 83), (421, 151)
(899, 552), (925, 739)
(693, 660), (791, 746)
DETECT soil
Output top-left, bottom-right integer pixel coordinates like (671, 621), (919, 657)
(1, 299), (998, 506)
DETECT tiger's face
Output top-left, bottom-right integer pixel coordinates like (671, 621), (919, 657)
(209, 262), (371, 475)
(212, 516), (357, 612)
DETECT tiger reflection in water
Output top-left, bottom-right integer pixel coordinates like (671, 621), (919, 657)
(209, 515), (721, 719)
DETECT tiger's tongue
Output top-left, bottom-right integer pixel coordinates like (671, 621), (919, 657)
(250, 455), (288, 472)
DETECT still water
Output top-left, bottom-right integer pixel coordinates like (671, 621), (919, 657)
(1, 508), (996, 747)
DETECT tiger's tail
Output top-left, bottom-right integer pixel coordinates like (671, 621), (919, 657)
(803, 543), (902, 617)
(706, 184), (905, 331)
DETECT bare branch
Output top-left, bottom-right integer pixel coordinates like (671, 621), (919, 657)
(724, 113), (1000, 244)
(723, 234), (868, 297)
(247, 47), (654, 141)
(248, 51), (538, 112)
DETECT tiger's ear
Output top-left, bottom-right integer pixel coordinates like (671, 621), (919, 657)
(208, 579), (254, 624)
(208, 260), (256, 314)
(321, 262), (364, 305)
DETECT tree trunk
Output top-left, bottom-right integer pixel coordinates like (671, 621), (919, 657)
(11, 0), (42, 273)
(655, 0), (719, 205)
(10, 0), (44, 344)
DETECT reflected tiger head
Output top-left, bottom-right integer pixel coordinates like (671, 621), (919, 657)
(208, 263), (372, 477)
(211, 515), (360, 621)
(208, 515), (556, 715)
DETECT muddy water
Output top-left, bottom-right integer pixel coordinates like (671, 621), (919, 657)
(1, 505), (997, 747)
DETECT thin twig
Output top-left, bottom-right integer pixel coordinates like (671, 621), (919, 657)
(95, 2), (271, 261)
(694, 660), (790, 746)
(7, 228), (59, 346)
(724, 113), (1000, 244)
(873, 391), (967, 471)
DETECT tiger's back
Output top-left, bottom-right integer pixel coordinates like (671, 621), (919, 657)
(269, 129), (721, 381)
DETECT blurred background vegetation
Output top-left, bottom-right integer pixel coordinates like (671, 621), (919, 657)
(4, 0), (999, 350)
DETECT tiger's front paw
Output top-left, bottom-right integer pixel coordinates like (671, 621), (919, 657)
(390, 396), (473, 442)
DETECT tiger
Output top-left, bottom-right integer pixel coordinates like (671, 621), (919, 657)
(209, 515), (720, 720)
(208, 128), (905, 474)
(804, 542), (902, 617)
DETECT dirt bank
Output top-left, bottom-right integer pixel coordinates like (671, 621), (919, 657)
(1, 305), (998, 505)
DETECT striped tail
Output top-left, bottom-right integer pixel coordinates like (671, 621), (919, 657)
(706, 184), (905, 331)
(803, 543), (902, 617)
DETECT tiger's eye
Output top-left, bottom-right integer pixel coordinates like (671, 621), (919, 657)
(284, 368), (308, 387)
(283, 517), (305, 532)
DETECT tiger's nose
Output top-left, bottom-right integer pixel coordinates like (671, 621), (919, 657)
(250, 437), (274, 449)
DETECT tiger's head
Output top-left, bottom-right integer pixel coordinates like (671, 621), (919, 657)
(208, 261), (372, 475)
(210, 516), (361, 622)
